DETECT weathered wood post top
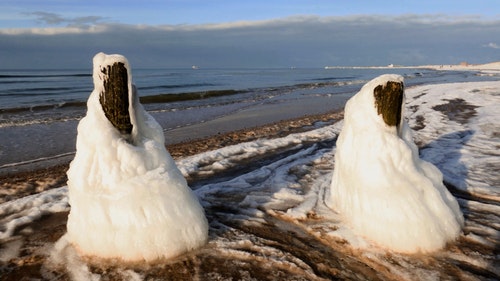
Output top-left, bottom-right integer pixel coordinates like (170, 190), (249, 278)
(94, 53), (133, 135)
(373, 80), (404, 129)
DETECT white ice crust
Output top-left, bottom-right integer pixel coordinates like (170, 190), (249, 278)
(65, 53), (208, 261)
(325, 74), (464, 253)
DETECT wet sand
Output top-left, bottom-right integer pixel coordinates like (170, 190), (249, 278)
(0, 85), (349, 176)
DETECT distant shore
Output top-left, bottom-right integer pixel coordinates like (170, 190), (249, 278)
(324, 61), (500, 71)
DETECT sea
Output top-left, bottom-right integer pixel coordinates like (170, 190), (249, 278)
(0, 66), (499, 172)
(1, 67), (498, 129)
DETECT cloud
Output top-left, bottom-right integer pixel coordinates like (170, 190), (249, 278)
(26, 11), (106, 27)
(29, 11), (66, 25)
(483, 42), (500, 49)
(1, 15), (499, 69)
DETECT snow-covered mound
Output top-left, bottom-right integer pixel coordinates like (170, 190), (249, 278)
(325, 74), (464, 253)
(65, 53), (208, 261)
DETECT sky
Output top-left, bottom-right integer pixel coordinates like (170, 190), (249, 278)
(0, 0), (499, 69)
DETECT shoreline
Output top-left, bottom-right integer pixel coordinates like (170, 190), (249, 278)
(0, 110), (342, 203)
(2, 74), (499, 201)
(2, 74), (499, 202)
(2, 62), (499, 115)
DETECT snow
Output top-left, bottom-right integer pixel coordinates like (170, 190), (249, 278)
(48, 235), (101, 281)
(0, 186), (68, 239)
(64, 53), (208, 261)
(177, 123), (338, 181)
(1, 76), (499, 279)
(405, 80), (500, 198)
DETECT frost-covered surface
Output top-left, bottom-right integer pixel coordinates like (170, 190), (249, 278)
(65, 53), (208, 261)
(406, 81), (500, 200)
(325, 74), (463, 253)
(1, 79), (499, 280)
(0, 187), (68, 240)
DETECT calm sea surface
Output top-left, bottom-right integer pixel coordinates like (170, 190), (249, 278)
(0, 67), (497, 127)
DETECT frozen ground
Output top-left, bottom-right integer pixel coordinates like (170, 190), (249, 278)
(0, 80), (499, 280)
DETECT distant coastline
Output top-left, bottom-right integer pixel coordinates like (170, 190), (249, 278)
(324, 61), (500, 71)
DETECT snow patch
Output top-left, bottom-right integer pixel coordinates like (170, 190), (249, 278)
(0, 186), (68, 239)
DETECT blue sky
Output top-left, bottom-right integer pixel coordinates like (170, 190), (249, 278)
(1, 0), (498, 28)
(0, 1), (499, 68)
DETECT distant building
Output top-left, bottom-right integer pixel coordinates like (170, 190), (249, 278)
(460, 61), (469, 66)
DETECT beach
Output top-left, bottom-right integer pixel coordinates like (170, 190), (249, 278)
(1, 67), (499, 280)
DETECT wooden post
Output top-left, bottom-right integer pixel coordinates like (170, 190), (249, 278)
(373, 81), (404, 128)
(98, 62), (133, 135)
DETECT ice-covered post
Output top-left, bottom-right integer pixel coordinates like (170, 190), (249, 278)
(325, 74), (463, 253)
(65, 53), (208, 262)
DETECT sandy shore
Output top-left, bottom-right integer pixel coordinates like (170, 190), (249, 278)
(0, 110), (342, 204)
(1, 78), (499, 280)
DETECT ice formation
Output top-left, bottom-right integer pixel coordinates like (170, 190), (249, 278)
(65, 53), (208, 261)
(325, 74), (464, 253)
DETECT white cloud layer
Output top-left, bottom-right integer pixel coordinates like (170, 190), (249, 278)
(1, 15), (499, 68)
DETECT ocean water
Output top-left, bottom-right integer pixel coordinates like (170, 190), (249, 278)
(1, 67), (499, 172)
(1, 67), (496, 128)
